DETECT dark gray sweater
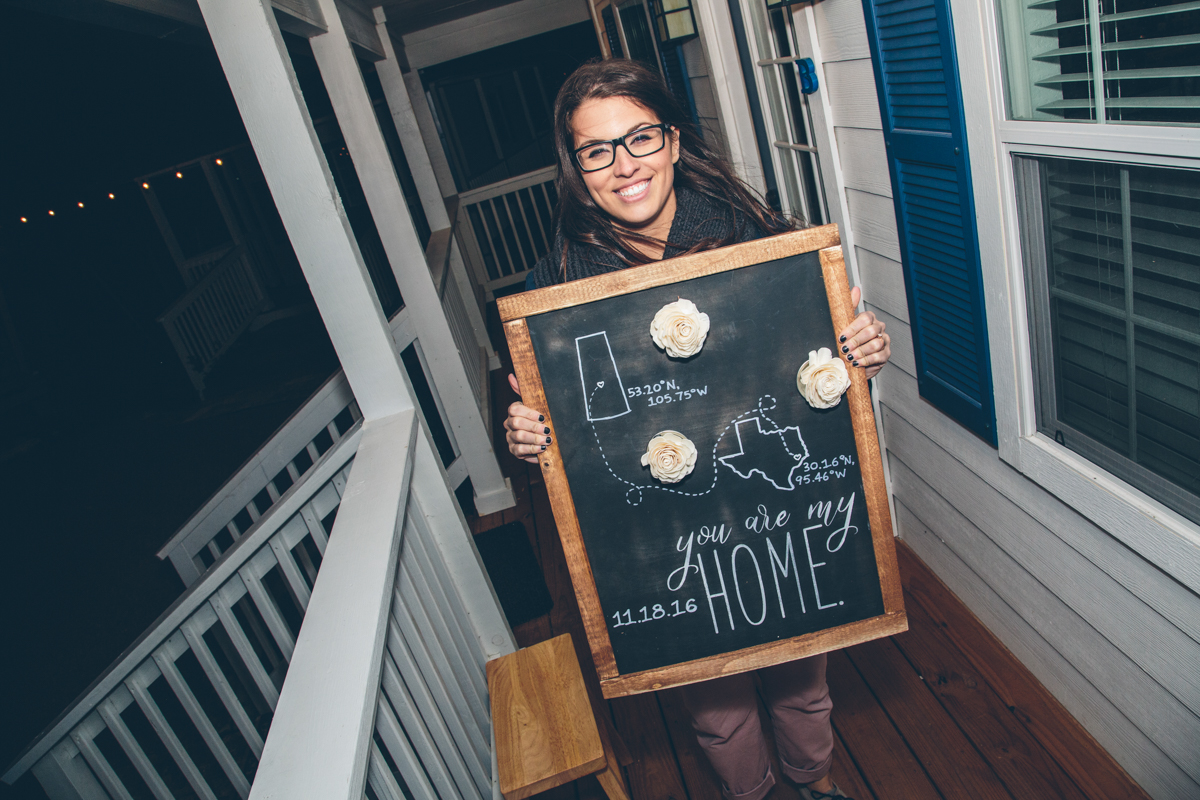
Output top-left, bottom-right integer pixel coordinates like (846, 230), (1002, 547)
(527, 187), (772, 289)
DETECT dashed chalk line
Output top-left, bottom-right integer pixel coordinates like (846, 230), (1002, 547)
(587, 384), (783, 505)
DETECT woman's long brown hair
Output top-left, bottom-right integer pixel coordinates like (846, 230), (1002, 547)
(551, 59), (795, 274)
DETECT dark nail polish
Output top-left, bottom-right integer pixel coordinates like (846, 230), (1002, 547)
(853, 361), (860, 367)
(546, 436), (552, 444)
(839, 335), (846, 343)
(541, 445), (547, 451)
(538, 414), (544, 422)
(543, 426), (550, 434)
(841, 345), (849, 353)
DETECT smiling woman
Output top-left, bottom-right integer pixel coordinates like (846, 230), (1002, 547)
(571, 102), (680, 246)
(501, 59), (895, 800)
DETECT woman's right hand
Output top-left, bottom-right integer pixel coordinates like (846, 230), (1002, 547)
(504, 373), (551, 464)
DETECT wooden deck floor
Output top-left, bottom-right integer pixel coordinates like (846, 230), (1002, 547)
(470, 367), (1149, 800)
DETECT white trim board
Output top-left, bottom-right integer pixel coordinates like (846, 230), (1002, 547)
(401, 0), (589, 69)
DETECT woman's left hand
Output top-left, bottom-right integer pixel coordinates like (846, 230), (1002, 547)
(838, 286), (890, 380)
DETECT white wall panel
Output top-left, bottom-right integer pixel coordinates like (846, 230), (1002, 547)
(836, 127), (891, 197)
(855, 248), (908, 323)
(823, 60), (883, 131)
(811, 0), (871, 61)
(896, 497), (1198, 800)
(845, 188), (900, 261)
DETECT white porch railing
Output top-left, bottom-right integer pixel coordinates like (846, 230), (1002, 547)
(157, 370), (362, 588)
(158, 245), (272, 396)
(180, 245), (237, 289)
(6, 411), (514, 800)
(4, 422), (358, 798)
(155, 300), (492, 590)
(456, 165), (557, 296)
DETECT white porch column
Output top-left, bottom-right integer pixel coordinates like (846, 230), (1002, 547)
(374, 6), (497, 363)
(195, 0), (410, 422)
(692, 0), (766, 193)
(372, 9), (449, 229)
(403, 71), (459, 199)
(309, 0), (515, 514)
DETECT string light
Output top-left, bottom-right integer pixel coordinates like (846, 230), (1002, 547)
(215, 159), (223, 166)
(48, 210), (55, 216)
(20, 217), (27, 223)
(108, 193), (115, 199)
(78, 202), (85, 208)
(175, 172), (183, 179)
(142, 182), (150, 189)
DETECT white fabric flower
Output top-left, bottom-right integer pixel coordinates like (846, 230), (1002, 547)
(650, 298), (710, 358)
(640, 430), (698, 483)
(797, 347), (852, 409)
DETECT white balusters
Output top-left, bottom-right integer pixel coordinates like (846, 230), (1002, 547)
(159, 372), (360, 588)
(8, 437), (359, 799)
(179, 608), (265, 758)
(158, 246), (271, 396)
(457, 166), (558, 296)
(13, 410), (512, 800)
(377, 654), (464, 799)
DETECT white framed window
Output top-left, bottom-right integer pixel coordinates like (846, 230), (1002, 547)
(949, 0), (1200, 584)
(1013, 155), (1199, 524)
(996, 0), (1200, 126)
(739, 0), (829, 224)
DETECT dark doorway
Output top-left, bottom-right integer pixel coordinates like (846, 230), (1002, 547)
(420, 21), (602, 191)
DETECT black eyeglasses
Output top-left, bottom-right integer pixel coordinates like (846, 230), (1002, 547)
(572, 124), (672, 173)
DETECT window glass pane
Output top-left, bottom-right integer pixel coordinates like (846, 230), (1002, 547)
(773, 144), (805, 217)
(770, 8), (795, 58)
(747, 3), (827, 222)
(998, 0), (1200, 125)
(1017, 155), (1200, 522)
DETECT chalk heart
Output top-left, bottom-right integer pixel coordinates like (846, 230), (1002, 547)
(650, 298), (710, 359)
(641, 430), (698, 483)
(797, 347), (852, 409)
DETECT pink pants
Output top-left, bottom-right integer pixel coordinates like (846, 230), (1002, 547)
(680, 654), (832, 800)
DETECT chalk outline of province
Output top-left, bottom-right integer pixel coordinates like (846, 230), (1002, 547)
(717, 416), (809, 491)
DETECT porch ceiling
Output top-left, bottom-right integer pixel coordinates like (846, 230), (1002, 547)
(378, 0), (526, 35)
(9, 0), (531, 43)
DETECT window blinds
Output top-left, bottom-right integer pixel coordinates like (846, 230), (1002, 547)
(998, 0), (1200, 124)
(1018, 156), (1200, 522)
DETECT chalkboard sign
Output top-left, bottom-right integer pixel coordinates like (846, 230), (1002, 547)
(499, 226), (906, 698)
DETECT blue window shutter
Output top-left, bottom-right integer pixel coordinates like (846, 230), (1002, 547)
(860, 0), (997, 445)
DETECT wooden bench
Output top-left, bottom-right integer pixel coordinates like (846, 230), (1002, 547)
(487, 634), (632, 800)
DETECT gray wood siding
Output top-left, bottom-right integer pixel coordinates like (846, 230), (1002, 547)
(682, 38), (727, 159)
(803, 0), (1200, 796)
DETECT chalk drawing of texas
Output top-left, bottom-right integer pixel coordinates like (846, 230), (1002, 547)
(717, 416), (809, 491)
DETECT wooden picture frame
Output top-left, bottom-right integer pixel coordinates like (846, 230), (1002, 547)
(498, 225), (906, 698)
